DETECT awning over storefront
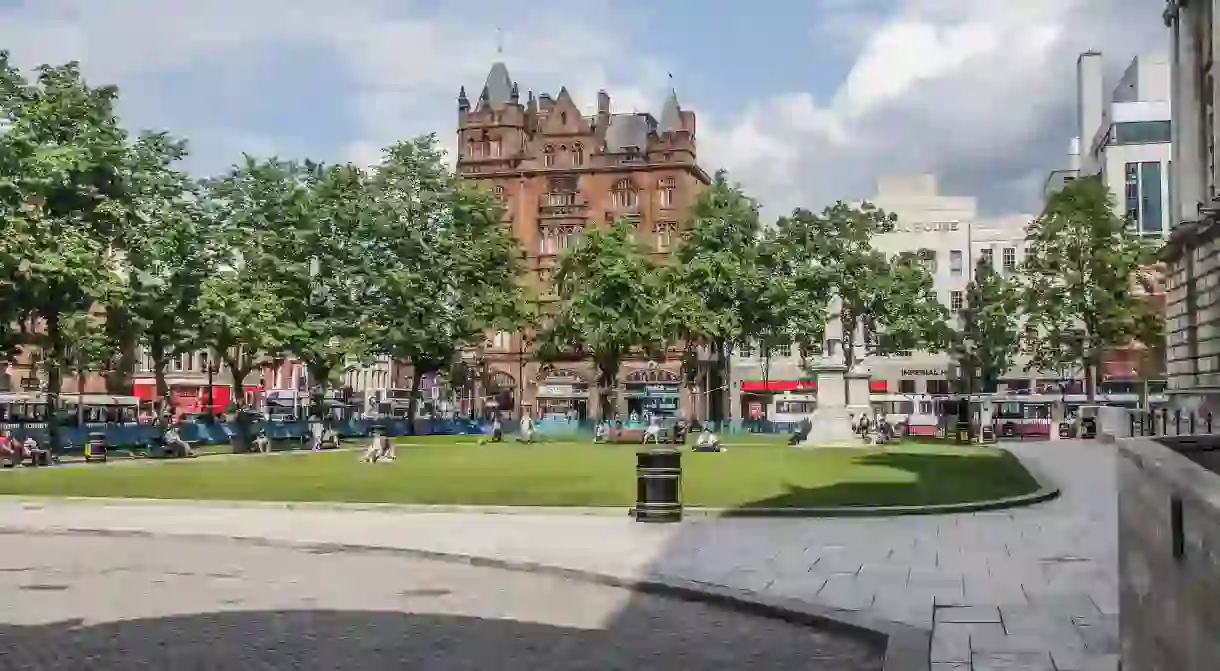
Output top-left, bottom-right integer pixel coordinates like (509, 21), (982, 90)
(740, 380), (817, 392)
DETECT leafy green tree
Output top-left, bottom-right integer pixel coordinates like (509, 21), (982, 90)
(276, 162), (375, 413)
(199, 157), (305, 447)
(539, 219), (669, 420)
(952, 258), (1021, 394)
(668, 171), (764, 422)
(768, 203), (948, 371)
(0, 55), (130, 448)
(1021, 176), (1162, 400)
(368, 136), (526, 429)
(112, 134), (215, 411)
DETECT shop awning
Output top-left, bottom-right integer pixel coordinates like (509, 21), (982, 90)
(740, 380), (817, 392)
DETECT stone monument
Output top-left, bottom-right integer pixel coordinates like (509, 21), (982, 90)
(800, 299), (870, 447)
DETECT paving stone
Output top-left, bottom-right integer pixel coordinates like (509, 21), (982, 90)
(935, 605), (1002, 623)
(930, 663), (970, 670)
(814, 574), (875, 611)
(970, 651), (1055, 670)
(930, 625), (971, 663)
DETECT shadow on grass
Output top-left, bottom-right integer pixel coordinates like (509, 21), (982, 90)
(735, 449), (1041, 510)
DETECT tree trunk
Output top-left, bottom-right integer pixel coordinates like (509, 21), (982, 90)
(406, 368), (423, 435)
(44, 315), (63, 452)
(76, 369), (85, 427)
(151, 343), (172, 432)
(597, 360), (619, 423)
(1084, 361), (1097, 403)
(224, 358), (253, 453)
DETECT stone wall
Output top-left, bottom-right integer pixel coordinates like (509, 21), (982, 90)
(1117, 436), (1220, 669)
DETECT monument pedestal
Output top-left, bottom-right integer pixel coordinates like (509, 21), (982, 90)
(800, 360), (863, 447)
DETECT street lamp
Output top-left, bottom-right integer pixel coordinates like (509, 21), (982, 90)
(204, 352), (218, 424)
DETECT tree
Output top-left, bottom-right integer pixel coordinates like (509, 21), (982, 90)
(668, 171), (764, 422)
(276, 161), (376, 413)
(0, 55), (130, 449)
(368, 136), (526, 430)
(197, 270), (288, 449)
(199, 157), (305, 448)
(1021, 176), (1162, 401)
(114, 134), (214, 413)
(539, 219), (669, 420)
(768, 203), (948, 371)
(952, 258), (1021, 394)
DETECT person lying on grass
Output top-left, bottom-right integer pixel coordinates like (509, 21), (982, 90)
(693, 427), (726, 452)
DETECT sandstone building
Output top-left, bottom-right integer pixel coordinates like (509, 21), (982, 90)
(455, 61), (710, 421)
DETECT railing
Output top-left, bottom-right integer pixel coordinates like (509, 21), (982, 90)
(1128, 408), (1215, 438)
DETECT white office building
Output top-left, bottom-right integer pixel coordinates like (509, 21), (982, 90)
(1046, 51), (1172, 239)
(729, 174), (1046, 422)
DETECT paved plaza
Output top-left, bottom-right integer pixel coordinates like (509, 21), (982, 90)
(0, 533), (880, 670)
(0, 440), (1118, 670)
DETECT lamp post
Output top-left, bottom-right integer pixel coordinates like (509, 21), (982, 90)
(205, 352), (217, 424)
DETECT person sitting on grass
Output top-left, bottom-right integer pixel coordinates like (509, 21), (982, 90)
(593, 421), (609, 443)
(694, 426), (725, 452)
(361, 428), (394, 462)
(0, 431), (19, 468)
(253, 431), (271, 453)
(787, 417), (812, 445)
(490, 415), (503, 442)
(162, 424), (194, 458)
(517, 414), (535, 443)
(642, 418), (662, 445)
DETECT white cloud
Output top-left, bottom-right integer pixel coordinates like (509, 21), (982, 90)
(702, 0), (1168, 217)
(0, 0), (1169, 218)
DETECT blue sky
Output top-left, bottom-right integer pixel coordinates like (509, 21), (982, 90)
(0, 0), (1165, 217)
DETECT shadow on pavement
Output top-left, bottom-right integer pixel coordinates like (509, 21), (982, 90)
(0, 605), (880, 670)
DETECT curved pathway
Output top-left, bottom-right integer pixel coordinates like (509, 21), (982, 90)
(0, 440), (1117, 670)
(0, 533), (880, 670)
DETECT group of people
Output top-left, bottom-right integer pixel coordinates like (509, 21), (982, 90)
(852, 412), (894, 445)
(0, 431), (47, 467)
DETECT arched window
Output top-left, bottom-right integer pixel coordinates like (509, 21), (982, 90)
(560, 111), (567, 124)
(611, 178), (637, 210)
(658, 177), (676, 208)
(543, 145), (555, 168)
(572, 143), (584, 166)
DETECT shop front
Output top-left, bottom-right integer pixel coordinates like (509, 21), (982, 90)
(535, 369), (589, 421)
(623, 369), (681, 420)
(133, 380), (232, 416)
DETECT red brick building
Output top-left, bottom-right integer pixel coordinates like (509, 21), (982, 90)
(455, 61), (710, 421)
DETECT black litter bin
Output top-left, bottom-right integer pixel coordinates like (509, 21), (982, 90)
(634, 449), (682, 523)
(1058, 422), (1072, 438)
(1080, 418), (1097, 439)
(84, 431), (107, 463)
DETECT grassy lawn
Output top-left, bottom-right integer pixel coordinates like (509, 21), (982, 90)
(0, 439), (1040, 509)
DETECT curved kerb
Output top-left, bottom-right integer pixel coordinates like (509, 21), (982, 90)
(0, 526), (930, 671)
